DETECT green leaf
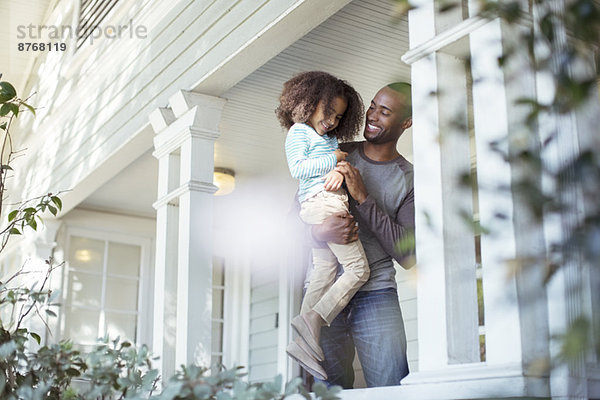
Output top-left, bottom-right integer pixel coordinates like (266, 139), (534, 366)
(9, 227), (21, 235)
(0, 81), (16, 98)
(0, 102), (19, 117)
(0, 341), (17, 358)
(141, 369), (159, 390)
(0, 81), (16, 103)
(8, 210), (18, 221)
(48, 205), (57, 216)
(216, 392), (233, 400)
(0, 103), (12, 116)
(8, 102), (18, 117)
(51, 196), (62, 210)
(1, 164), (13, 171)
(22, 102), (36, 115)
(28, 218), (37, 230)
(192, 384), (211, 398)
(45, 309), (57, 318)
(0, 122), (6, 130)
(30, 332), (41, 345)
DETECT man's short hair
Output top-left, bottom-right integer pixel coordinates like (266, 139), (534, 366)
(386, 82), (412, 119)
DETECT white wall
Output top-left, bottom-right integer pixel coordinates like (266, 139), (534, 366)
(9, 0), (347, 212)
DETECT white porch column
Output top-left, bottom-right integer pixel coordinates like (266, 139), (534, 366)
(400, 1), (552, 398)
(403, 0), (480, 374)
(469, 16), (550, 369)
(150, 91), (227, 378)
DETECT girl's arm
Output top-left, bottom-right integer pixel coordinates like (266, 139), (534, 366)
(285, 126), (337, 180)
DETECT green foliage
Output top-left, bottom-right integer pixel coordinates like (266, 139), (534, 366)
(156, 365), (314, 400)
(0, 260), (339, 399)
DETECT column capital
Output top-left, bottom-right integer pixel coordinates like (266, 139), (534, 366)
(151, 91), (227, 159)
(149, 107), (176, 133)
(169, 90), (227, 120)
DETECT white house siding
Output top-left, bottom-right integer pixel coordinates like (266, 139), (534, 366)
(248, 268), (280, 383)
(396, 266), (418, 371)
(9, 0), (344, 212)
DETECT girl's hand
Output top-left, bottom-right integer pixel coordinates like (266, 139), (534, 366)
(335, 162), (368, 204)
(323, 170), (344, 191)
(334, 149), (348, 162)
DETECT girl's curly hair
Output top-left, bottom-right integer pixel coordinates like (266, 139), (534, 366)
(275, 71), (364, 142)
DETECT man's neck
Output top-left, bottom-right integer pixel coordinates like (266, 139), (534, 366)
(363, 141), (400, 162)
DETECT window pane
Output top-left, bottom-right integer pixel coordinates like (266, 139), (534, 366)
(107, 242), (141, 277)
(69, 236), (105, 271)
(68, 272), (102, 308)
(211, 322), (223, 353)
(105, 312), (137, 342)
(65, 308), (100, 343)
(105, 278), (139, 311)
(213, 288), (224, 319)
(213, 257), (224, 286)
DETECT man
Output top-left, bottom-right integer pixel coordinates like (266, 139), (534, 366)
(306, 82), (415, 388)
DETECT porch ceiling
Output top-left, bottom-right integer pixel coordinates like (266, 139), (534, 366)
(80, 0), (410, 218)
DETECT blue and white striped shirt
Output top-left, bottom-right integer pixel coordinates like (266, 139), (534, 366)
(285, 123), (338, 203)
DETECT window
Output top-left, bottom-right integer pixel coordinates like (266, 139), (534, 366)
(212, 256), (225, 366)
(62, 230), (150, 350)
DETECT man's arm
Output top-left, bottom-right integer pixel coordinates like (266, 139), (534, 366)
(337, 162), (416, 269)
(311, 211), (359, 245)
(289, 192), (359, 248)
(356, 191), (415, 269)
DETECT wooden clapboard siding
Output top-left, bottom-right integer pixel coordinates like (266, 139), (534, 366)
(13, 0), (340, 205)
(397, 267), (419, 371)
(248, 273), (279, 383)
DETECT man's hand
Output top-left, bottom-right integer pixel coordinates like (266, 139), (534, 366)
(334, 149), (348, 162)
(335, 162), (368, 204)
(323, 170), (344, 191)
(312, 211), (359, 244)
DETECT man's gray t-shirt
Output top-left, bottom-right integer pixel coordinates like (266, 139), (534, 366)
(343, 141), (415, 291)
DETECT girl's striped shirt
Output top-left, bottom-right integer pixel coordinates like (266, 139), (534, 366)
(285, 123), (338, 203)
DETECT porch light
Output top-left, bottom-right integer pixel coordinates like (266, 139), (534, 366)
(213, 167), (235, 196)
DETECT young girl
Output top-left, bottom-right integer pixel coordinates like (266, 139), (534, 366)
(276, 71), (369, 380)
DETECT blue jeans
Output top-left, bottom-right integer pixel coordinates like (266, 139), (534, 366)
(316, 288), (409, 388)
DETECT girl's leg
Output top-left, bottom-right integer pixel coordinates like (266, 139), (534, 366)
(300, 247), (338, 313)
(312, 239), (369, 324)
(293, 246), (338, 360)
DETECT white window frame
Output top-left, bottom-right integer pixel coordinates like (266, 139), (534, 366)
(59, 227), (153, 347)
(220, 253), (251, 370)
